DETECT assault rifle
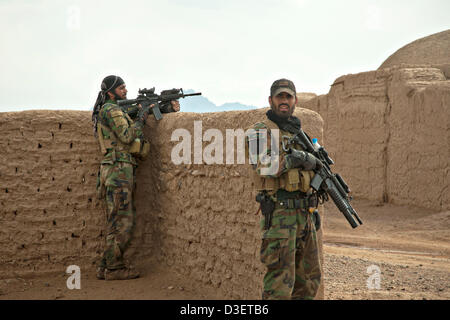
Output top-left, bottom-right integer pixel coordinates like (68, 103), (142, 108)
(285, 131), (363, 228)
(117, 88), (201, 121)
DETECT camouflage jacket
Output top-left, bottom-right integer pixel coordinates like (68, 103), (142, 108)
(97, 99), (144, 165)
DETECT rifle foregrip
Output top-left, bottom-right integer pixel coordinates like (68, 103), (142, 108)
(152, 105), (163, 120)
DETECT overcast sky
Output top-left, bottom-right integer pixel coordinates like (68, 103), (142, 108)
(1, 0), (449, 112)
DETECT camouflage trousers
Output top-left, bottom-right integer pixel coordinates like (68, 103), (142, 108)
(96, 161), (136, 270)
(260, 205), (321, 300)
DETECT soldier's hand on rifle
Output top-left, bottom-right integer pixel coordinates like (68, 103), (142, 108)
(170, 100), (180, 112)
(287, 149), (323, 171)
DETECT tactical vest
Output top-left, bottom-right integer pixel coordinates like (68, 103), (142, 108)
(251, 119), (315, 194)
(97, 107), (149, 163)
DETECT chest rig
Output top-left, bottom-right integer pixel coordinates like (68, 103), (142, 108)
(252, 119), (315, 194)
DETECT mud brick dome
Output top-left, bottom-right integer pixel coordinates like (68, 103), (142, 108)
(379, 29), (450, 69)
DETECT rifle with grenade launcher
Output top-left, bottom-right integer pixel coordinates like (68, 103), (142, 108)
(284, 131), (363, 228)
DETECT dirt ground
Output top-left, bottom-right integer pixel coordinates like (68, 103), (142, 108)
(0, 199), (448, 300)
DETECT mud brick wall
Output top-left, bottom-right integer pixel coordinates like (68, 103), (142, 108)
(0, 111), (103, 278)
(0, 108), (324, 299)
(303, 65), (450, 210)
(386, 67), (450, 210)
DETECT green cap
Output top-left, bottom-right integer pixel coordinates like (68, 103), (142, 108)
(270, 78), (296, 97)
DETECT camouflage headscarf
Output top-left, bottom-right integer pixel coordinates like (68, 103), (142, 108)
(92, 75), (125, 137)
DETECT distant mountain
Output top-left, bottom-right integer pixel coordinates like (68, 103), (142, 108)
(179, 89), (259, 113)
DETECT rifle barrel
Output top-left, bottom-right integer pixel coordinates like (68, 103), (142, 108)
(183, 92), (202, 97)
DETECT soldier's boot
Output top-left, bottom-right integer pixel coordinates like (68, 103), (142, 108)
(96, 266), (106, 280)
(105, 267), (140, 280)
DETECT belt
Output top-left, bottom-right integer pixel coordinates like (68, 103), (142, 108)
(275, 198), (310, 210)
(102, 150), (137, 165)
(276, 189), (307, 200)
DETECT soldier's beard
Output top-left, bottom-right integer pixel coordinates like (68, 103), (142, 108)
(271, 103), (294, 119)
(110, 92), (125, 101)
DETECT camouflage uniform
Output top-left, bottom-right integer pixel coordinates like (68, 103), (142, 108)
(247, 118), (322, 300)
(96, 99), (144, 271)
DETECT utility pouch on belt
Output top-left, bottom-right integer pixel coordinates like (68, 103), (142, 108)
(256, 193), (275, 230)
(129, 138), (150, 160)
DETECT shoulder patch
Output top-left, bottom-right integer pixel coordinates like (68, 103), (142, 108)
(110, 109), (123, 118)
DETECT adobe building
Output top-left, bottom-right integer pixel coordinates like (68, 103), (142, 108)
(299, 29), (450, 211)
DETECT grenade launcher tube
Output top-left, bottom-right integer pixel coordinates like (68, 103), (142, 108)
(296, 129), (363, 228)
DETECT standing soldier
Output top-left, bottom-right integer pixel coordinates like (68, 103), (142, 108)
(246, 79), (322, 299)
(92, 75), (180, 280)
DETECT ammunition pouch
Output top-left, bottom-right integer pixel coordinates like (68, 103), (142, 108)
(129, 138), (150, 160)
(284, 169), (300, 192)
(279, 169), (314, 193)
